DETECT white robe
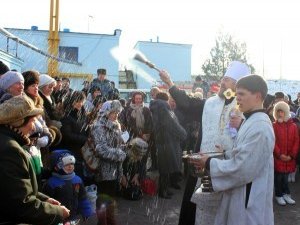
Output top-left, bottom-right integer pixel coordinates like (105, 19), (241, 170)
(191, 95), (238, 225)
(210, 112), (275, 225)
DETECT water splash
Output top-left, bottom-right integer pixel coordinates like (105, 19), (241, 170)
(110, 47), (157, 85)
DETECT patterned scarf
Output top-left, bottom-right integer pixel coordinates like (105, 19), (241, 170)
(130, 102), (145, 131)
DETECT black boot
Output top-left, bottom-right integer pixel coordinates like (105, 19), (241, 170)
(158, 174), (172, 199)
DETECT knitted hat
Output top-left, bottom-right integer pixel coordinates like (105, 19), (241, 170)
(22, 70), (40, 89)
(273, 101), (290, 122)
(38, 74), (56, 88)
(99, 100), (122, 116)
(0, 71), (24, 90)
(0, 95), (43, 127)
(224, 61), (250, 81)
(0, 61), (9, 76)
(50, 149), (76, 173)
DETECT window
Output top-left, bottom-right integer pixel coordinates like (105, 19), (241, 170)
(59, 46), (78, 62)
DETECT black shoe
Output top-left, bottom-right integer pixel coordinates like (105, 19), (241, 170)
(171, 183), (181, 190)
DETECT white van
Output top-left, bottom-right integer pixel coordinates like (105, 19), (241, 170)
(118, 89), (151, 106)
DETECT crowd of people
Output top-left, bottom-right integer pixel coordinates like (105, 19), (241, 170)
(0, 59), (300, 225)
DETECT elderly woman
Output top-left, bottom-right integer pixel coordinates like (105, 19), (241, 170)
(91, 100), (126, 194)
(0, 71), (24, 103)
(38, 74), (62, 129)
(119, 91), (153, 179)
(22, 70), (55, 188)
(120, 91), (152, 141)
(0, 95), (69, 224)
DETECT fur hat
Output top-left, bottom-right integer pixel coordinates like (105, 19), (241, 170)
(48, 125), (62, 147)
(39, 74), (56, 88)
(0, 95), (43, 127)
(99, 100), (122, 116)
(22, 70), (40, 89)
(50, 149), (75, 174)
(273, 101), (290, 122)
(224, 61), (250, 81)
(0, 71), (24, 90)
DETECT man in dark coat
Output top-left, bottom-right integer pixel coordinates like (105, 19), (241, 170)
(90, 68), (114, 100)
(0, 95), (69, 224)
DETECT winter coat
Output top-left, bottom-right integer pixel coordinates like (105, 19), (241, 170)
(168, 86), (205, 225)
(273, 118), (299, 173)
(210, 112), (275, 225)
(39, 91), (63, 129)
(59, 108), (89, 159)
(43, 174), (93, 220)
(150, 99), (187, 174)
(169, 86), (205, 152)
(39, 91), (61, 122)
(0, 125), (63, 225)
(91, 116), (126, 181)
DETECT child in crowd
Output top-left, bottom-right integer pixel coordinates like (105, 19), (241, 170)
(273, 101), (299, 206)
(43, 150), (94, 221)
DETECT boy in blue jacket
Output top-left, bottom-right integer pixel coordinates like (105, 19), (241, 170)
(43, 150), (94, 222)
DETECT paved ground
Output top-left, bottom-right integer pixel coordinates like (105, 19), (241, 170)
(86, 172), (300, 225)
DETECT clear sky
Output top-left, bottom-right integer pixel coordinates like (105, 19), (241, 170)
(1, 0), (300, 80)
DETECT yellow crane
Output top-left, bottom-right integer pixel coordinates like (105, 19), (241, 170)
(48, 0), (59, 76)
(48, 0), (93, 80)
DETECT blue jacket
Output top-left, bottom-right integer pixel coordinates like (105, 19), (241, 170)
(43, 174), (94, 219)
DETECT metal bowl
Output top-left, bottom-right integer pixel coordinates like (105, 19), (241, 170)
(186, 152), (224, 177)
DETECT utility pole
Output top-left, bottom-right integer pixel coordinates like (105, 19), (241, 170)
(48, 0), (60, 76)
